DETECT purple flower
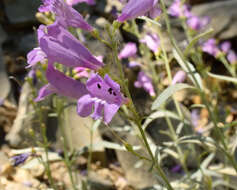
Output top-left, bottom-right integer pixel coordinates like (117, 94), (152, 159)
(117, 0), (160, 22)
(201, 38), (220, 57)
(39, 0), (93, 31)
(171, 164), (182, 173)
(220, 41), (231, 53)
(128, 61), (140, 67)
(35, 64), (88, 101)
(12, 153), (30, 166)
(227, 50), (237, 64)
(73, 67), (90, 78)
(66, 0), (95, 6)
(140, 33), (160, 53)
(187, 16), (209, 30)
(39, 23), (103, 70)
(0, 98), (4, 106)
(134, 71), (155, 97)
(118, 42), (137, 59)
(168, 0), (191, 18)
(26, 47), (47, 68)
(77, 74), (125, 124)
(171, 70), (186, 85)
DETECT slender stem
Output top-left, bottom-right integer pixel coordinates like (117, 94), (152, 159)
(110, 27), (174, 190)
(160, 0), (237, 172)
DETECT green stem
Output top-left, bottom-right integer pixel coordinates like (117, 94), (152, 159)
(110, 27), (174, 190)
(160, 0), (237, 172)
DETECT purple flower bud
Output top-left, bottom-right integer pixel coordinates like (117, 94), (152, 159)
(66, 0), (95, 6)
(134, 71), (155, 97)
(187, 16), (209, 31)
(39, 22), (103, 70)
(168, 0), (191, 18)
(11, 153), (30, 166)
(201, 38), (220, 57)
(171, 164), (182, 173)
(77, 74), (125, 124)
(118, 42), (137, 60)
(140, 33), (160, 53)
(117, 0), (159, 22)
(220, 41), (231, 53)
(171, 70), (186, 85)
(227, 50), (237, 64)
(73, 67), (90, 78)
(39, 0), (93, 31)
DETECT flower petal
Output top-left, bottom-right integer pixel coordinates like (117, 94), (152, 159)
(35, 83), (57, 102)
(77, 94), (94, 117)
(103, 103), (120, 124)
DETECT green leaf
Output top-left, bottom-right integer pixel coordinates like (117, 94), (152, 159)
(151, 83), (194, 110)
(173, 48), (204, 90)
(207, 72), (237, 84)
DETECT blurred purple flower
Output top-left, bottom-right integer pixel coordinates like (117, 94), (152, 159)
(0, 98), (4, 106)
(171, 164), (182, 173)
(39, 0), (93, 31)
(171, 70), (186, 85)
(140, 33), (160, 53)
(202, 38), (220, 57)
(128, 61), (140, 67)
(187, 16), (209, 30)
(191, 109), (199, 128)
(220, 41), (231, 53)
(168, 0), (191, 18)
(12, 153), (30, 166)
(227, 50), (237, 64)
(73, 67), (90, 78)
(27, 69), (37, 85)
(134, 71), (155, 97)
(118, 42), (137, 59)
(117, 0), (160, 22)
(39, 22), (103, 70)
(35, 64), (88, 101)
(66, 0), (95, 6)
(77, 74), (125, 124)
(26, 47), (47, 68)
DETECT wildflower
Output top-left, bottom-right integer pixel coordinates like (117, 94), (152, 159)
(11, 153), (30, 166)
(134, 71), (155, 97)
(118, 42), (137, 59)
(220, 41), (231, 53)
(117, 0), (160, 22)
(0, 98), (4, 106)
(26, 47), (47, 68)
(77, 74), (125, 124)
(171, 70), (186, 85)
(171, 164), (182, 173)
(73, 67), (90, 78)
(35, 64), (88, 101)
(39, 0), (93, 31)
(66, 0), (95, 6)
(227, 50), (237, 64)
(187, 16), (209, 31)
(201, 38), (220, 57)
(168, 0), (191, 18)
(39, 22), (103, 70)
(128, 61), (140, 67)
(140, 33), (160, 53)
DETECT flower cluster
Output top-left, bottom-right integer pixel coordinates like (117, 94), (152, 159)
(27, 0), (125, 124)
(168, 0), (209, 31)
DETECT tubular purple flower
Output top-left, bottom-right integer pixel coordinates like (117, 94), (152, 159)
(168, 0), (191, 18)
(220, 41), (231, 53)
(26, 47), (47, 68)
(134, 71), (155, 97)
(140, 33), (160, 53)
(66, 0), (95, 6)
(77, 74), (125, 124)
(227, 50), (237, 64)
(187, 16), (209, 31)
(171, 70), (186, 85)
(202, 38), (220, 57)
(39, 22), (103, 70)
(117, 0), (160, 22)
(39, 0), (93, 31)
(11, 153), (30, 166)
(118, 42), (137, 59)
(35, 64), (88, 101)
